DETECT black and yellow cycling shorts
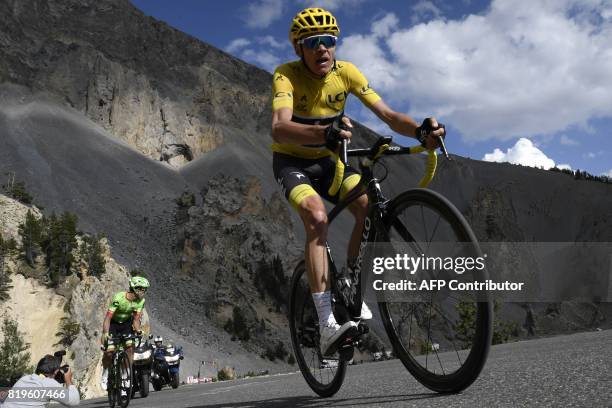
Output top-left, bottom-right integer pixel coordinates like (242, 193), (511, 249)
(105, 317), (135, 351)
(273, 152), (361, 211)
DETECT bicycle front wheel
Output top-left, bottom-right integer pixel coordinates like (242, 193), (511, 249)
(378, 188), (493, 393)
(289, 260), (347, 398)
(117, 351), (132, 408)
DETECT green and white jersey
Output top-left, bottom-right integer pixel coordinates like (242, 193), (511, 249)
(107, 291), (145, 323)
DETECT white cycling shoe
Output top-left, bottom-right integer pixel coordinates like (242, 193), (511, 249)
(358, 301), (373, 320)
(100, 368), (108, 391)
(320, 321), (358, 356)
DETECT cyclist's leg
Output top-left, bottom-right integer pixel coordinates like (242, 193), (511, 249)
(337, 171), (372, 319)
(103, 319), (121, 368)
(273, 153), (331, 295)
(341, 174), (368, 263)
(274, 154), (357, 353)
(298, 194), (330, 293)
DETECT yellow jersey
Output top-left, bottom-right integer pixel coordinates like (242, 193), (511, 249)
(271, 60), (381, 158)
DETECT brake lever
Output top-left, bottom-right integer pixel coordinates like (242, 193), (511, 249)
(437, 135), (451, 160)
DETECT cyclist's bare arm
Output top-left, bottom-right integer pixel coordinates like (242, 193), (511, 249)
(271, 107), (352, 144)
(102, 311), (113, 335)
(369, 100), (444, 149)
(132, 311), (142, 332)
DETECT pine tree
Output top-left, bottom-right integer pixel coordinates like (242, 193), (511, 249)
(17, 210), (42, 266)
(0, 317), (32, 387)
(0, 233), (15, 302)
(44, 212), (78, 286)
(80, 234), (106, 277)
(54, 317), (80, 347)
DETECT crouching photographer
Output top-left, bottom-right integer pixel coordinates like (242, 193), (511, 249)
(1, 354), (80, 407)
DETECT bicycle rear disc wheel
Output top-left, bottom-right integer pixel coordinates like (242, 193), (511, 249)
(378, 188), (492, 393)
(289, 260), (347, 398)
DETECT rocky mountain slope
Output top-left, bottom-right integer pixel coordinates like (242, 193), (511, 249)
(0, 0), (271, 164)
(1, 0), (611, 395)
(0, 193), (143, 398)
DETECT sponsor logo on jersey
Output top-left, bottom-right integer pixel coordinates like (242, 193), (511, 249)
(325, 91), (348, 110)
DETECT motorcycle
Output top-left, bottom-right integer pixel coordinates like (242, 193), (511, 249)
(151, 343), (183, 390)
(131, 336), (154, 398)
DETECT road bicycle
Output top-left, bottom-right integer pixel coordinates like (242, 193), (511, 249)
(289, 135), (493, 397)
(105, 333), (140, 408)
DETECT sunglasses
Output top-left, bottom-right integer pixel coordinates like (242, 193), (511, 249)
(298, 35), (337, 49)
(134, 287), (147, 292)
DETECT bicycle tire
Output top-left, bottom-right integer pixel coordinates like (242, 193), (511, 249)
(117, 351), (132, 408)
(289, 260), (347, 397)
(107, 353), (119, 408)
(378, 188), (493, 393)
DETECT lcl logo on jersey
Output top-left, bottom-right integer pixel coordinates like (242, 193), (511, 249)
(325, 91), (348, 110)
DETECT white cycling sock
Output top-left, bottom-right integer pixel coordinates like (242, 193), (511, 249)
(312, 291), (337, 328)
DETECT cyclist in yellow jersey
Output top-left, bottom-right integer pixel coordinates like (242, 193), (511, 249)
(271, 8), (445, 355)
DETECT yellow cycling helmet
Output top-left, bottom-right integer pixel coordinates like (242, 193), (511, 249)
(289, 8), (340, 44)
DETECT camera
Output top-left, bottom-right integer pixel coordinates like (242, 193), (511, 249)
(53, 350), (70, 384)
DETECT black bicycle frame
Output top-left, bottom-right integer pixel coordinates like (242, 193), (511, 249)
(323, 139), (423, 284)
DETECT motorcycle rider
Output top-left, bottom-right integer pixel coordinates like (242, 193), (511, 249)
(153, 335), (163, 350)
(100, 276), (149, 391)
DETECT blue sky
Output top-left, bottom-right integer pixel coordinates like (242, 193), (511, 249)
(130, 0), (612, 177)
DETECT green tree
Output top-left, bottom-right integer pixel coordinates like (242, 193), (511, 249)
(0, 233), (16, 302)
(454, 300), (517, 347)
(54, 317), (80, 347)
(42, 212), (78, 287)
(80, 234), (106, 277)
(0, 317), (32, 387)
(3, 178), (33, 205)
(18, 210), (42, 266)
(454, 300), (477, 348)
(224, 306), (250, 341)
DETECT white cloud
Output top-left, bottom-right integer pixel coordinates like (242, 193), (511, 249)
(411, 1), (443, 24)
(603, 169), (612, 177)
(338, 33), (397, 90)
(557, 163), (572, 170)
(243, 0), (284, 29)
(559, 135), (579, 146)
(371, 13), (399, 39)
(225, 36), (293, 72)
(482, 138), (557, 169)
(340, 0), (612, 142)
(226, 38), (251, 54)
(255, 35), (293, 51)
(240, 49), (283, 72)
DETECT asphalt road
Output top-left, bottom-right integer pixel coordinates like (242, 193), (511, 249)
(80, 330), (612, 408)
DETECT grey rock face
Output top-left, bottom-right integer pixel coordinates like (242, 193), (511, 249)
(0, 0), (271, 164)
(175, 174), (301, 346)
